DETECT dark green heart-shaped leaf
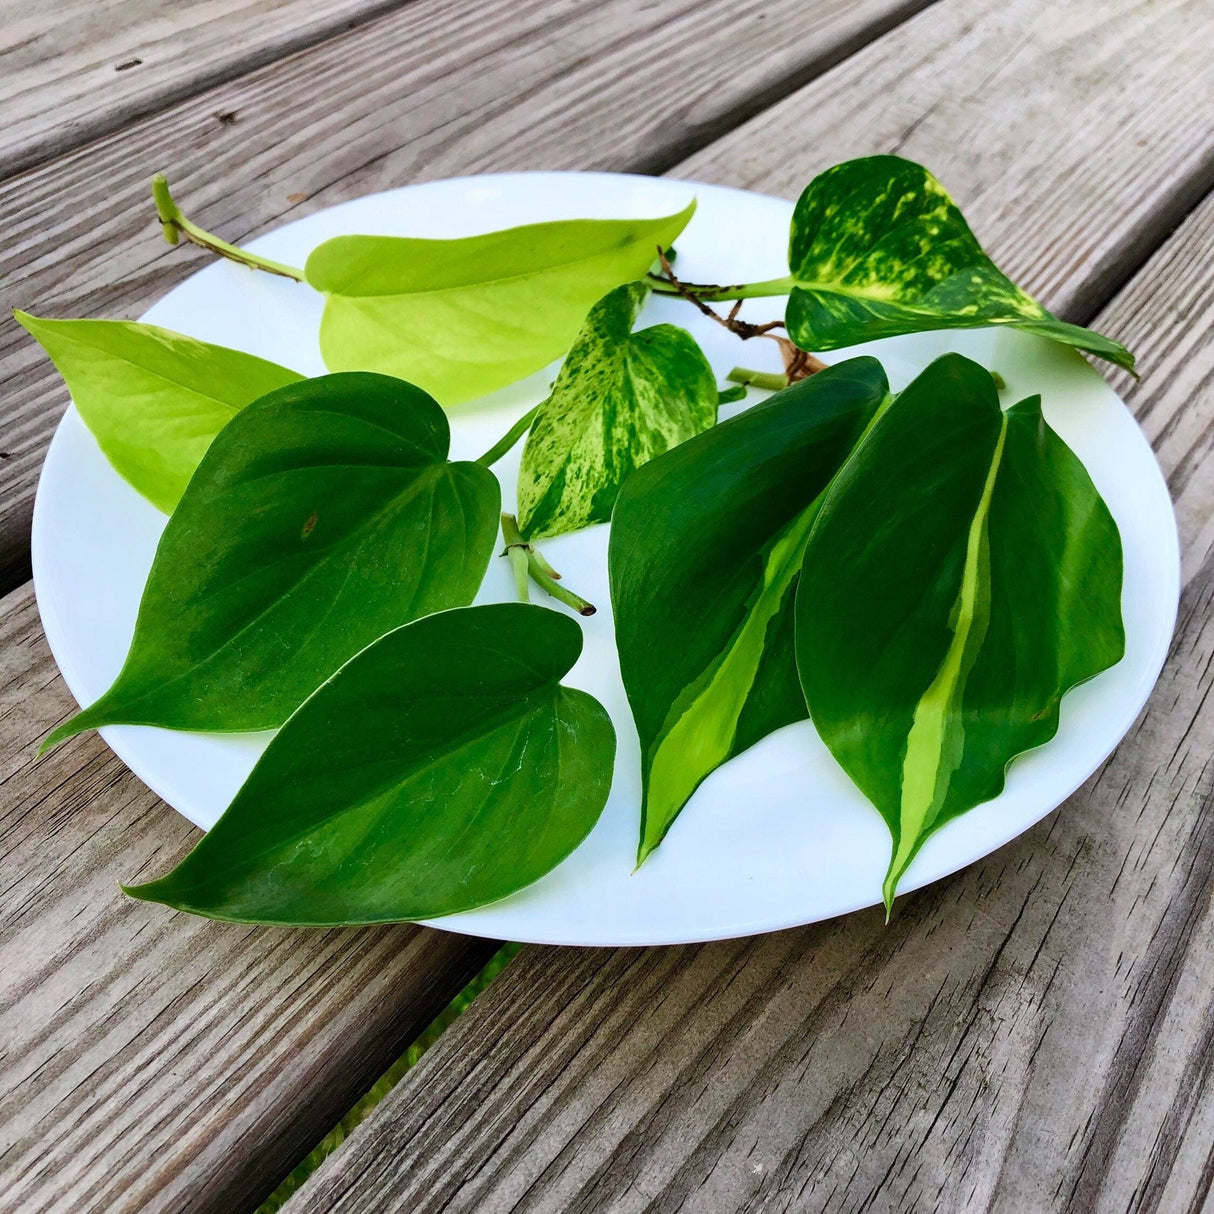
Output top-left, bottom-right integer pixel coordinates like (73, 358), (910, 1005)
(45, 372), (500, 747)
(796, 353), (1125, 912)
(123, 603), (616, 924)
(307, 203), (696, 405)
(783, 157), (1133, 371)
(15, 312), (302, 512)
(609, 357), (890, 862)
(517, 281), (717, 540)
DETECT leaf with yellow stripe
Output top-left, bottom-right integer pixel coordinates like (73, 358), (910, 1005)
(795, 353), (1125, 912)
(609, 357), (890, 863)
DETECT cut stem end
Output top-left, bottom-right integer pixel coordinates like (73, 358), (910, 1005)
(500, 514), (596, 616)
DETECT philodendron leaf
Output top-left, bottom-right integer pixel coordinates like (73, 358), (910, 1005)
(796, 353), (1125, 913)
(44, 372), (500, 747)
(517, 281), (717, 540)
(123, 604), (616, 924)
(306, 202), (695, 405)
(15, 312), (302, 512)
(609, 357), (890, 862)
(783, 157), (1134, 371)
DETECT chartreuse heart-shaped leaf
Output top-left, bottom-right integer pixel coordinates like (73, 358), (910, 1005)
(517, 282), (717, 540)
(15, 312), (302, 512)
(44, 372), (499, 748)
(123, 604), (616, 924)
(609, 357), (890, 863)
(781, 157), (1133, 371)
(796, 353), (1124, 913)
(306, 202), (695, 405)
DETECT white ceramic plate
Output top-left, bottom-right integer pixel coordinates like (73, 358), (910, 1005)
(32, 172), (1179, 946)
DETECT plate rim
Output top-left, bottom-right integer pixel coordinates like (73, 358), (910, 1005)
(30, 170), (1180, 946)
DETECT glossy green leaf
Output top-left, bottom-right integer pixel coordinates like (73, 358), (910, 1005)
(609, 357), (890, 862)
(15, 312), (302, 512)
(517, 282), (717, 540)
(783, 157), (1133, 370)
(123, 604), (616, 924)
(796, 354), (1125, 912)
(45, 372), (500, 746)
(307, 203), (695, 405)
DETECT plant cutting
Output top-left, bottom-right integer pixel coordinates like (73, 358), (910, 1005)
(23, 155), (1140, 926)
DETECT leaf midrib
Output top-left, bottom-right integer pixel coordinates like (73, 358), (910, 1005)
(320, 229), (667, 301)
(40, 319), (299, 410)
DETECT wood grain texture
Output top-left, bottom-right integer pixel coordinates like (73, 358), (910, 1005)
(0, 0), (940, 594)
(0, 582), (500, 1214)
(280, 80), (1214, 1214)
(0, 0), (418, 179)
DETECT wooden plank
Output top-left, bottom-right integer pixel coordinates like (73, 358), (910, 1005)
(0, 580), (500, 1214)
(0, 0), (938, 594)
(278, 12), (1214, 1214)
(0, 0), (417, 179)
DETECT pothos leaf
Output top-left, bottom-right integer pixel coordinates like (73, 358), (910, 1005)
(796, 353), (1125, 912)
(306, 203), (696, 405)
(44, 372), (500, 747)
(516, 282), (717, 540)
(123, 604), (616, 924)
(15, 312), (302, 512)
(783, 157), (1133, 371)
(609, 357), (890, 863)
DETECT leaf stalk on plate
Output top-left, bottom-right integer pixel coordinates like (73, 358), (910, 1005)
(500, 513), (595, 617)
(476, 405), (542, 468)
(727, 366), (790, 392)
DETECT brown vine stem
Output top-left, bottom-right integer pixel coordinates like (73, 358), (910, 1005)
(652, 248), (825, 383)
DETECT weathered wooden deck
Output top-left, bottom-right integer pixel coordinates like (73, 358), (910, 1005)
(1, 1), (1212, 1210)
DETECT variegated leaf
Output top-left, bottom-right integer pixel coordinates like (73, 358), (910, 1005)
(609, 357), (890, 862)
(796, 353), (1125, 913)
(784, 157), (1133, 371)
(517, 281), (717, 540)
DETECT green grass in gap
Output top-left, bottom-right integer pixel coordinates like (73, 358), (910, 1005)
(257, 942), (520, 1213)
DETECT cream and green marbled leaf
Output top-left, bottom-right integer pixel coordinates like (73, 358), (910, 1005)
(517, 281), (717, 540)
(609, 357), (890, 862)
(796, 354), (1125, 914)
(781, 157), (1133, 371)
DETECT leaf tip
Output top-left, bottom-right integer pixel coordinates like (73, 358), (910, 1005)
(880, 856), (902, 923)
(39, 716), (83, 755)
